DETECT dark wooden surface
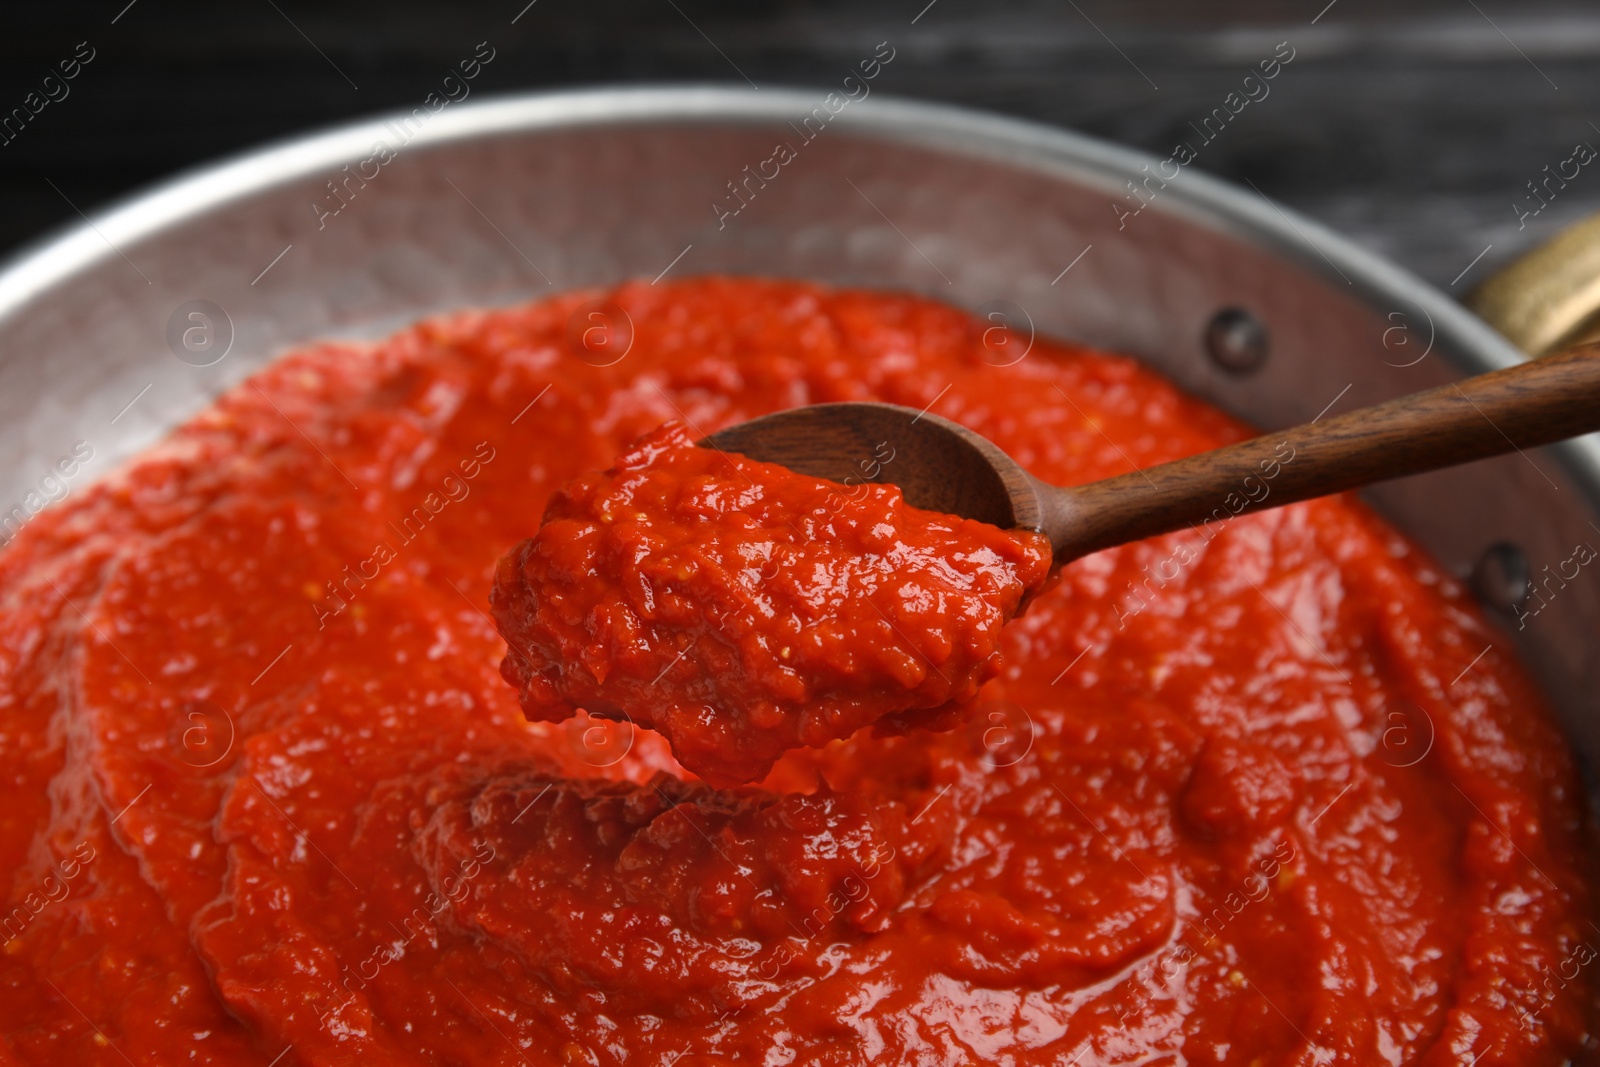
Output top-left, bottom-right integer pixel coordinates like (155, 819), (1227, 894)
(3, 0), (1600, 291)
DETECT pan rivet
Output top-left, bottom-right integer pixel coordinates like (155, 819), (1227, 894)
(1203, 307), (1268, 375)
(1470, 542), (1532, 617)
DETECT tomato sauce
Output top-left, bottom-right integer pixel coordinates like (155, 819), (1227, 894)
(490, 421), (1053, 784)
(0, 277), (1594, 1066)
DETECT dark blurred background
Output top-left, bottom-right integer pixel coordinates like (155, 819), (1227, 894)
(3, 0), (1599, 290)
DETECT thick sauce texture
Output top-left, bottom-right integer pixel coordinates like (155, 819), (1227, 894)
(0, 278), (1595, 1066)
(490, 421), (1053, 784)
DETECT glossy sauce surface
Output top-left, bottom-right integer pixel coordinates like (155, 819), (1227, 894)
(490, 421), (1053, 784)
(0, 278), (1594, 1066)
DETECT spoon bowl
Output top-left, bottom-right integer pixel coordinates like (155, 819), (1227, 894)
(704, 401), (1054, 533)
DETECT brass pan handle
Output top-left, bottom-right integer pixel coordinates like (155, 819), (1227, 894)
(1468, 211), (1600, 357)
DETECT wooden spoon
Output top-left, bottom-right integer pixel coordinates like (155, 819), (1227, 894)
(703, 342), (1600, 564)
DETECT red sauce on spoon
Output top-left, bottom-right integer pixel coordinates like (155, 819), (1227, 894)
(490, 420), (1053, 784)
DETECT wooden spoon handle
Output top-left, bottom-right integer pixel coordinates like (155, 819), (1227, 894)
(1045, 342), (1600, 560)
